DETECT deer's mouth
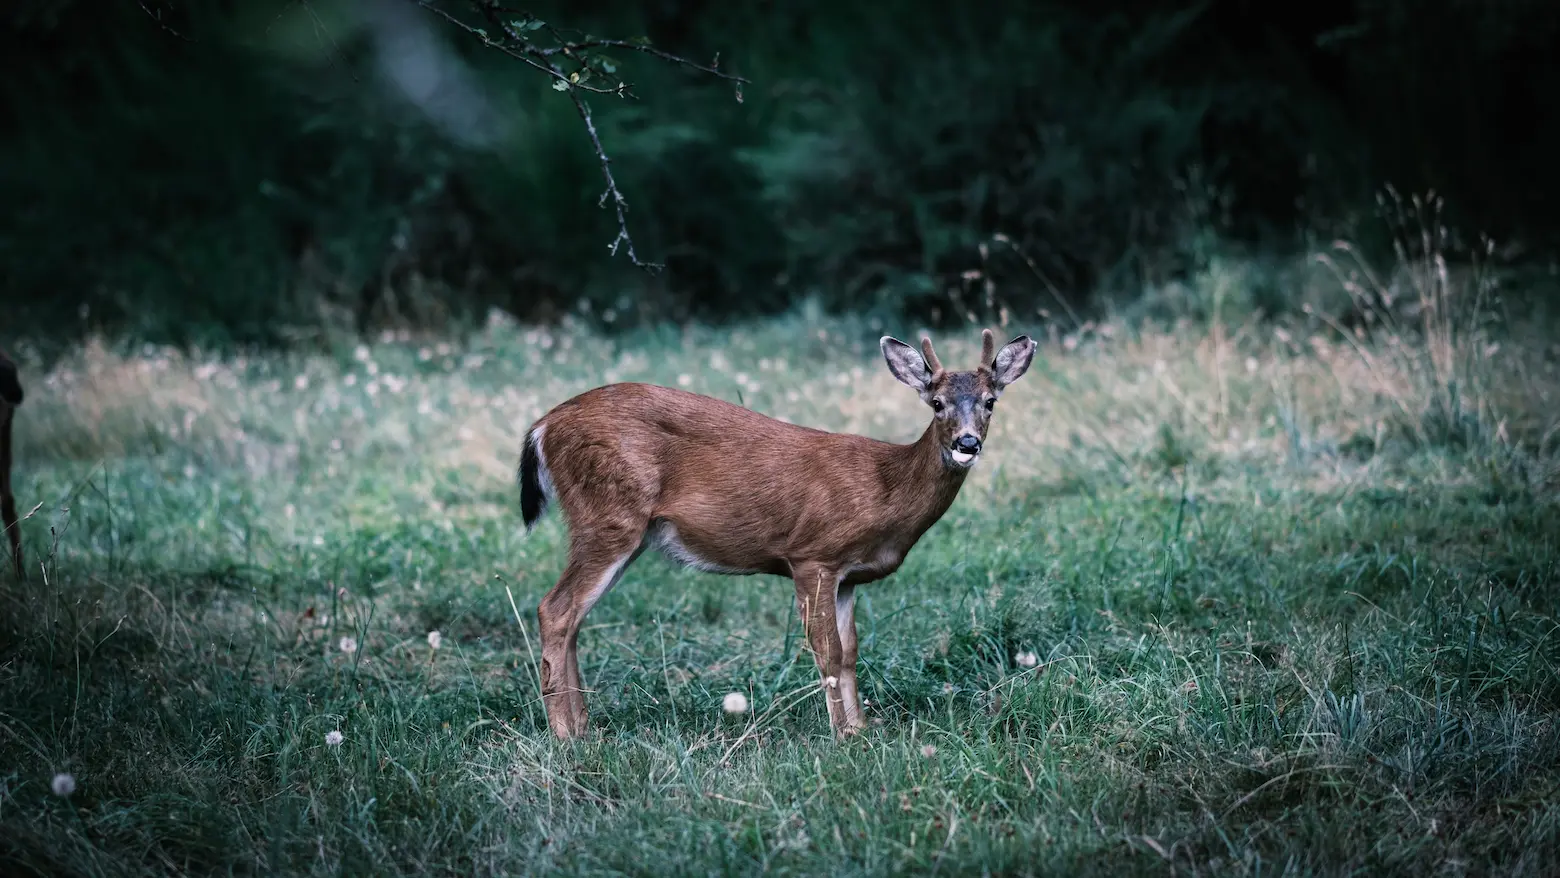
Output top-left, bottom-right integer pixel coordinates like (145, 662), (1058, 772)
(946, 448), (980, 468)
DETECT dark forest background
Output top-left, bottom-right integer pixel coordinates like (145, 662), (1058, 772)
(3, 0), (1558, 349)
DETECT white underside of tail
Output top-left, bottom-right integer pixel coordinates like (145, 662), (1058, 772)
(530, 425), (556, 503)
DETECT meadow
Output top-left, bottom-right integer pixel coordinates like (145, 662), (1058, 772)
(2, 256), (1558, 875)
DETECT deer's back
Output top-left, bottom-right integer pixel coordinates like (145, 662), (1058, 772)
(535, 382), (911, 564)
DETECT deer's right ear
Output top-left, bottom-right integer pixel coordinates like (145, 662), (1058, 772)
(880, 336), (933, 395)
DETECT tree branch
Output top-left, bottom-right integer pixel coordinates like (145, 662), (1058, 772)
(414, 0), (748, 272)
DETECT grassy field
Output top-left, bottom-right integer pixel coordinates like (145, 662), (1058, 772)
(2, 282), (1558, 875)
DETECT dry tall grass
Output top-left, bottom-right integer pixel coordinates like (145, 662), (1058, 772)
(9, 300), (1554, 517)
(7, 230), (1556, 539)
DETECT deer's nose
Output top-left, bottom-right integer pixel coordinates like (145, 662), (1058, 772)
(954, 435), (982, 454)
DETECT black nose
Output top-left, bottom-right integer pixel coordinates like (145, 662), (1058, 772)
(954, 435), (982, 454)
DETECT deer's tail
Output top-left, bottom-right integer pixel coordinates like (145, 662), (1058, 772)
(519, 425), (552, 532)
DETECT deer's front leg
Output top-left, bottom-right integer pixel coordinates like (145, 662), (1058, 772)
(793, 564), (851, 735)
(834, 583), (867, 732)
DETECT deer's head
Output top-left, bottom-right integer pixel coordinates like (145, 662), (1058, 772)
(880, 328), (1036, 470)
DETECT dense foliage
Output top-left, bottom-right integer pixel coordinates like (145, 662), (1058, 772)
(3, 0), (1558, 346)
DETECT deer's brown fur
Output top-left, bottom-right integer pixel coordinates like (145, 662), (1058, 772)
(0, 349), (23, 579)
(518, 329), (1035, 739)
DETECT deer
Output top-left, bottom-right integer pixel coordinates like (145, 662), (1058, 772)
(517, 328), (1036, 740)
(1, 348), (23, 579)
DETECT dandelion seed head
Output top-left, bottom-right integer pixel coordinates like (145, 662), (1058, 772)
(1014, 651), (1039, 668)
(920, 744), (938, 759)
(427, 631), (442, 650)
(722, 692), (749, 714)
(338, 636), (358, 654)
(325, 730), (344, 746)
(51, 773), (76, 797)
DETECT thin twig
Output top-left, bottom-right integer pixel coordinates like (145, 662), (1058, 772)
(572, 95), (658, 270)
(540, 39), (748, 85)
(413, 2), (576, 86)
(137, 0), (196, 42)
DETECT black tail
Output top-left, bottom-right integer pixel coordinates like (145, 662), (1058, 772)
(519, 429), (548, 531)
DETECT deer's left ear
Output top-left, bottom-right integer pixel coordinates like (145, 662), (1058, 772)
(992, 335), (1036, 390)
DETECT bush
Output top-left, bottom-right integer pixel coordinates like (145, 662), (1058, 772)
(3, 0), (1557, 350)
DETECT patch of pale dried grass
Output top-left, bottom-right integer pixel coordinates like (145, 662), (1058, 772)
(14, 299), (1551, 512)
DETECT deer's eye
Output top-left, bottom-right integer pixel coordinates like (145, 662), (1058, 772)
(930, 399), (945, 413)
(984, 398), (996, 411)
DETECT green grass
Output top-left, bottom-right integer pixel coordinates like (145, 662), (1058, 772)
(2, 307), (1558, 876)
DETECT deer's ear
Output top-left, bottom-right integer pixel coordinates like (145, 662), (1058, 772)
(992, 335), (1036, 390)
(880, 336), (933, 394)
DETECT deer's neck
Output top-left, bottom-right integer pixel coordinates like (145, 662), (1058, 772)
(886, 423), (970, 533)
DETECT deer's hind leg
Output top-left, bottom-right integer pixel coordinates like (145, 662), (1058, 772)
(538, 521), (645, 740)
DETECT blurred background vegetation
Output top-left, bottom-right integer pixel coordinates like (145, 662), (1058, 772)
(3, 0), (1558, 350)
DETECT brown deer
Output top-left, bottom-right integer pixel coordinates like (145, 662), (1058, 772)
(0, 349), (23, 579)
(518, 328), (1036, 740)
